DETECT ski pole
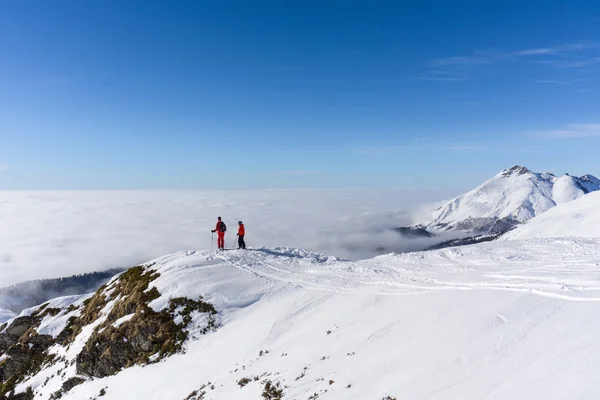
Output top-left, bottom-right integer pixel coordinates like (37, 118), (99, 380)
(211, 231), (214, 250)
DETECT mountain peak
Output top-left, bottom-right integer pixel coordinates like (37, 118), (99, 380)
(422, 166), (600, 234)
(499, 165), (531, 177)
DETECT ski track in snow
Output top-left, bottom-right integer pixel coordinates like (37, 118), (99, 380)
(9, 238), (600, 400)
(209, 242), (600, 302)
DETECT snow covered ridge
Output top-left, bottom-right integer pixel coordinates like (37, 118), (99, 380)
(1, 244), (600, 399)
(503, 190), (600, 240)
(419, 165), (600, 234)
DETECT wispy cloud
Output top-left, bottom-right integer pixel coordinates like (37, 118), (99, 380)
(535, 80), (569, 84)
(354, 143), (538, 155)
(530, 57), (600, 68)
(423, 42), (600, 81)
(528, 123), (600, 138)
(514, 48), (556, 56)
(432, 43), (597, 68)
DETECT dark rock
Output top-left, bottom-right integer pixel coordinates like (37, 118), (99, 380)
(2, 386), (34, 400)
(2, 334), (53, 379)
(500, 165), (530, 176)
(61, 377), (85, 393)
(0, 315), (54, 398)
(4, 317), (39, 339)
(426, 233), (501, 250)
(0, 334), (17, 353)
(432, 215), (519, 235)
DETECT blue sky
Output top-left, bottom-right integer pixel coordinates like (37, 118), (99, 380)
(1, 0), (600, 190)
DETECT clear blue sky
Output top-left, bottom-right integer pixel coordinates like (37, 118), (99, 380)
(1, 0), (600, 189)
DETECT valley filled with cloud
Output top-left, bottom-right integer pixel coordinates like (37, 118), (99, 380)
(0, 189), (456, 287)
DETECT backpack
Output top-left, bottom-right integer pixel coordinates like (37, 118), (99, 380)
(219, 221), (227, 232)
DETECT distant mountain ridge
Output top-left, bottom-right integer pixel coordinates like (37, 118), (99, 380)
(418, 165), (600, 234)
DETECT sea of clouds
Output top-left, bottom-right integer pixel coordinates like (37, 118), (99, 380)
(0, 189), (459, 287)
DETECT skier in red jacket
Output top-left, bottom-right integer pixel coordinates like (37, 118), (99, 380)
(211, 217), (226, 250)
(237, 221), (246, 249)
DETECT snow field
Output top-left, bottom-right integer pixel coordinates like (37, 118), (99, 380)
(29, 239), (600, 400)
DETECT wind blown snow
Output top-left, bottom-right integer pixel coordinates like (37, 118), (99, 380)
(0, 189), (455, 287)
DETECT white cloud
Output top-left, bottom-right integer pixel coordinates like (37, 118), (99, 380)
(514, 48), (555, 56)
(0, 189), (456, 287)
(354, 143), (538, 155)
(0, 164), (9, 171)
(425, 42), (599, 79)
(528, 123), (600, 138)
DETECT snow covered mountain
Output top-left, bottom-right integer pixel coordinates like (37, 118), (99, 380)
(420, 165), (600, 234)
(3, 243), (600, 400)
(503, 190), (600, 240)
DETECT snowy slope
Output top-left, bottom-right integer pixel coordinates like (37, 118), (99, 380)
(4, 241), (600, 400)
(421, 165), (600, 233)
(503, 191), (600, 240)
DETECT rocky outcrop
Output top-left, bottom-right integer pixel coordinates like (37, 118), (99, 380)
(0, 311), (58, 397)
(0, 263), (218, 399)
(0, 387), (34, 400)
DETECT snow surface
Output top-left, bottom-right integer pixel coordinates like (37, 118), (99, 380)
(17, 240), (600, 400)
(552, 175), (586, 205)
(423, 166), (600, 232)
(35, 295), (87, 338)
(503, 191), (600, 240)
(0, 295), (87, 338)
(112, 313), (135, 328)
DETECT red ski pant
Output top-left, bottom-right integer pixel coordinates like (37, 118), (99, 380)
(217, 232), (225, 249)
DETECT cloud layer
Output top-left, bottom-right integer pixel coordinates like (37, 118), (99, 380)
(0, 190), (454, 287)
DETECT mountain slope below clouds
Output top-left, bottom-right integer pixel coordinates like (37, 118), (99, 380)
(420, 165), (600, 234)
(3, 242), (600, 400)
(0, 268), (125, 314)
(503, 190), (600, 240)
(0, 308), (15, 323)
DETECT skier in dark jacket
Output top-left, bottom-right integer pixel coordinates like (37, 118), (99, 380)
(237, 221), (246, 249)
(211, 217), (226, 250)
